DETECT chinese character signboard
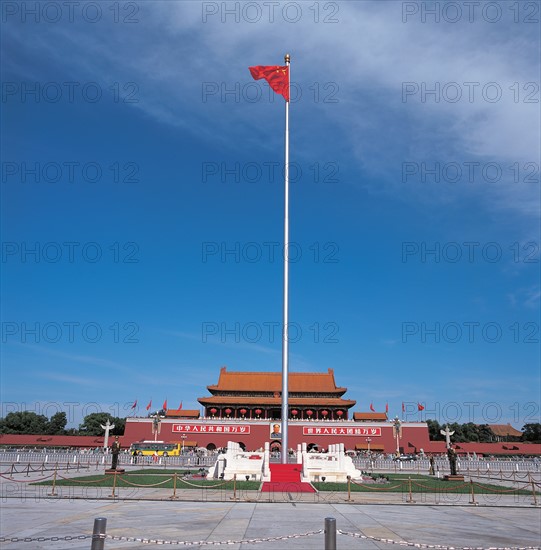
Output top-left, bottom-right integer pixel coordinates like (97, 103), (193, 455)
(172, 424), (251, 434)
(302, 427), (382, 436)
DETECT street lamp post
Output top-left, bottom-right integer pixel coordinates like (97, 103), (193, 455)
(392, 417), (402, 457)
(366, 437), (372, 455)
(180, 434), (187, 454)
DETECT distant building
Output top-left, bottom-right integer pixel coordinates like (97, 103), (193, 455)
(489, 423), (523, 442)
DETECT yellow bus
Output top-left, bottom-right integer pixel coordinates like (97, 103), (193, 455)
(130, 441), (182, 457)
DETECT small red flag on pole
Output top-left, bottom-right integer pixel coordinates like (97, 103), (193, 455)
(417, 403), (425, 411)
(370, 403), (375, 412)
(402, 402), (405, 413)
(146, 400), (152, 411)
(385, 403), (389, 413)
(162, 399), (168, 411)
(131, 400), (137, 409)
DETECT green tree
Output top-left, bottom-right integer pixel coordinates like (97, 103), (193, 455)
(0, 411), (49, 434)
(522, 423), (541, 443)
(78, 413), (125, 436)
(477, 424), (495, 443)
(426, 419), (442, 440)
(46, 412), (67, 435)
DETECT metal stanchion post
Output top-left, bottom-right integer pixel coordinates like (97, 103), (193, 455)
(469, 481), (477, 505)
(324, 517), (336, 550)
(231, 474), (238, 501)
(531, 479), (538, 507)
(407, 477), (415, 503)
(170, 472), (178, 500)
(90, 517), (107, 550)
(48, 466), (58, 496)
(110, 472), (117, 498)
(345, 476), (352, 502)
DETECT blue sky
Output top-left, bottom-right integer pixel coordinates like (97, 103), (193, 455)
(1, 1), (539, 429)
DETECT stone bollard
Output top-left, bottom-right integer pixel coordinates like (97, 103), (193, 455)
(90, 517), (107, 550)
(324, 517), (336, 550)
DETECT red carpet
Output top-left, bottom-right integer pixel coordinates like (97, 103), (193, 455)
(260, 464), (316, 493)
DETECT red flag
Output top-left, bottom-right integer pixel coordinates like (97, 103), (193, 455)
(370, 403), (375, 412)
(249, 65), (289, 101)
(178, 401), (183, 410)
(162, 399), (168, 411)
(402, 402), (405, 413)
(131, 399), (137, 410)
(146, 400), (152, 411)
(417, 403), (425, 411)
(385, 403), (389, 413)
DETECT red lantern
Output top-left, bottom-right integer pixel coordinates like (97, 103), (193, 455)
(210, 408), (217, 415)
(225, 408), (232, 415)
(321, 410), (328, 417)
(255, 409), (262, 415)
(306, 410), (313, 416)
(291, 409), (298, 416)
(240, 408), (247, 415)
(336, 410), (344, 417)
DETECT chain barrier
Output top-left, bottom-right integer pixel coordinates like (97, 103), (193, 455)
(337, 530), (541, 550)
(105, 529), (324, 546)
(0, 535), (90, 543)
(0, 471), (56, 483)
(3, 530), (536, 549)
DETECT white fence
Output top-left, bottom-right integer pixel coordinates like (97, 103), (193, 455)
(1, 451), (539, 474)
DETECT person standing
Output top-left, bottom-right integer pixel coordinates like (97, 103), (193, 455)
(111, 436), (121, 470)
(447, 446), (457, 476)
(428, 454), (435, 475)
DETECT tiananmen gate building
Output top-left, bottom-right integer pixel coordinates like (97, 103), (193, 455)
(124, 367), (427, 454)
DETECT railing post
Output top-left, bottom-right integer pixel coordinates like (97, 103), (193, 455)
(324, 517), (336, 550)
(90, 517), (107, 550)
(345, 475), (352, 502)
(531, 479), (538, 507)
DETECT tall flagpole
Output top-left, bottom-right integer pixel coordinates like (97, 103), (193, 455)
(281, 53), (290, 464)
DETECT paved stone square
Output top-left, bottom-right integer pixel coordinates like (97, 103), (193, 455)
(1, 493), (540, 549)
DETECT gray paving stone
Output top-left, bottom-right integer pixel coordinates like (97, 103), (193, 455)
(1, 476), (540, 550)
